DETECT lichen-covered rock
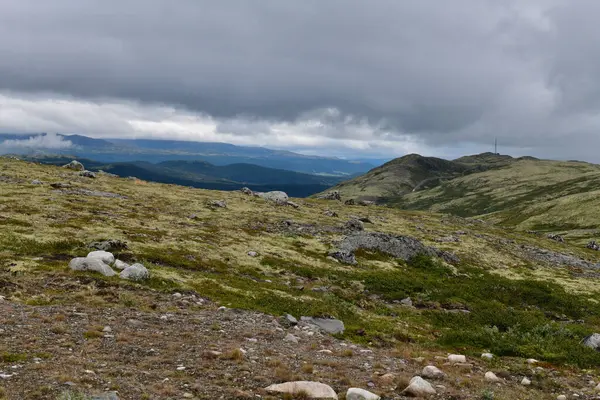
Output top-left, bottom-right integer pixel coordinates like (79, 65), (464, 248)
(421, 365), (445, 379)
(62, 160), (84, 171)
(346, 388), (380, 400)
(120, 263), (150, 281)
(259, 191), (289, 204)
(114, 260), (129, 270)
(69, 257), (116, 277)
(265, 381), (338, 399)
(317, 191), (341, 201)
(301, 316), (344, 334)
(401, 376), (436, 397)
(582, 333), (600, 350)
(208, 199), (227, 208)
(79, 170), (96, 178)
(86, 250), (115, 265)
(328, 232), (459, 265)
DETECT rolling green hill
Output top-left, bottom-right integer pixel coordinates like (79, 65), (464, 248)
(318, 152), (515, 201)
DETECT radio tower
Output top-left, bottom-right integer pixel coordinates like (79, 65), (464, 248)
(494, 138), (497, 155)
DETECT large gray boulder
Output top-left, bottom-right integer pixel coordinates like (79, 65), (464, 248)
(301, 317), (344, 334)
(328, 232), (459, 265)
(346, 388), (380, 400)
(120, 263), (150, 281)
(87, 250), (115, 265)
(265, 381), (338, 399)
(582, 333), (600, 350)
(259, 191), (289, 204)
(62, 160), (84, 171)
(421, 365), (445, 379)
(69, 257), (116, 277)
(401, 376), (436, 397)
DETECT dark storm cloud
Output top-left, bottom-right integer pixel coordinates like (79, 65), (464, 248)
(1, 0), (600, 159)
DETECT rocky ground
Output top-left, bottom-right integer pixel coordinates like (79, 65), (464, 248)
(3, 157), (600, 399)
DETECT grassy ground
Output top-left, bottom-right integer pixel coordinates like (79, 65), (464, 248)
(3, 157), (600, 398)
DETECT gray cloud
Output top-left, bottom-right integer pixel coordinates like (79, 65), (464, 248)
(1, 0), (600, 159)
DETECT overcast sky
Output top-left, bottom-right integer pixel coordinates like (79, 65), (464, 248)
(0, 0), (599, 160)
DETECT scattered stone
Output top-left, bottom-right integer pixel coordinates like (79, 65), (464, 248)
(484, 371), (501, 383)
(265, 381), (338, 399)
(31, 180), (43, 185)
(69, 257), (116, 277)
(401, 376), (436, 397)
(448, 354), (466, 363)
(581, 333), (600, 350)
(379, 373), (395, 386)
(96, 170), (118, 177)
(346, 388), (380, 400)
(301, 316), (345, 334)
(88, 239), (128, 252)
(54, 188), (127, 198)
(280, 314), (298, 327)
(328, 232), (459, 265)
(208, 199), (227, 208)
(421, 365), (445, 379)
(323, 210), (338, 218)
(344, 199), (356, 205)
(521, 377), (531, 386)
(102, 326), (112, 333)
(86, 250), (115, 265)
(247, 251), (258, 257)
(258, 191), (289, 204)
(400, 297), (413, 307)
(240, 187), (253, 195)
(526, 358), (538, 364)
(284, 333), (299, 343)
(557, 396), (567, 400)
(286, 200), (300, 208)
(481, 353), (494, 360)
(317, 191), (342, 201)
(547, 233), (564, 243)
(587, 241), (600, 251)
(63, 160), (84, 171)
(50, 182), (72, 189)
(120, 263), (150, 281)
(344, 219), (364, 232)
(79, 170), (96, 178)
(113, 260), (129, 270)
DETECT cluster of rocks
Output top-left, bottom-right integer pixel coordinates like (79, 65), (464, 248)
(207, 199), (227, 208)
(317, 190), (342, 201)
(587, 240), (600, 251)
(88, 239), (128, 252)
(69, 250), (149, 281)
(328, 231), (460, 265)
(344, 199), (376, 206)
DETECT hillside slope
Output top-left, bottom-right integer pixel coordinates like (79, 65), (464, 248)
(3, 157), (600, 398)
(319, 152), (513, 201)
(395, 159), (600, 235)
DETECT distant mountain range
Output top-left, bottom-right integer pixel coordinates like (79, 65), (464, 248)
(22, 155), (346, 197)
(0, 133), (379, 176)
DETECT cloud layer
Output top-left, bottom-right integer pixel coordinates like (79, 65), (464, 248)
(0, 1), (599, 160)
(0, 132), (72, 153)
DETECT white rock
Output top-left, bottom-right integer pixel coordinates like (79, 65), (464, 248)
(402, 376), (436, 397)
(526, 358), (538, 364)
(258, 191), (289, 204)
(448, 354), (466, 363)
(265, 381), (338, 399)
(484, 371), (501, 383)
(247, 251), (258, 257)
(346, 388), (380, 400)
(113, 260), (129, 270)
(421, 365), (445, 379)
(86, 250), (115, 265)
(102, 326), (112, 333)
(521, 377), (531, 386)
(0, 373), (13, 379)
(557, 396), (567, 400)
(317, 349), (333, 354)
(481, 353), (494, 360)
(63, 160), (84, 171)
(120, 263), (150, 281)
(69, 257), (116, 277)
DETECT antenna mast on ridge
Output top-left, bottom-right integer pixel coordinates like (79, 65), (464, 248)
(494, 138), (497, 155)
